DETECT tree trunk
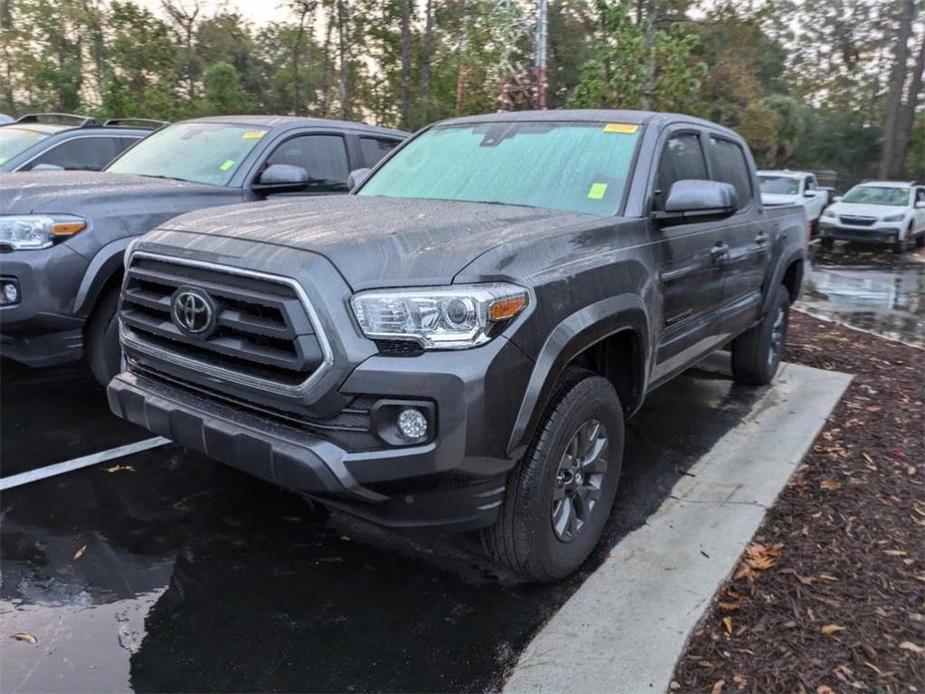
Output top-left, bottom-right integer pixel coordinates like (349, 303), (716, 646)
(399, 0), (412, 130)
(890, 31), (925, 178)
(879, 0), (916, 179)
(337, 0), (349, 119)
(639, 0), (659, 110)
(319, 7), (335, 117)
(420, 0), (433, 120)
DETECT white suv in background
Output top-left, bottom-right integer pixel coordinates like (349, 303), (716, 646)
(819, 181), (925, 253)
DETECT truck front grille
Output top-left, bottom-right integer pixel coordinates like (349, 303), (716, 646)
(120, 254), (330, 393)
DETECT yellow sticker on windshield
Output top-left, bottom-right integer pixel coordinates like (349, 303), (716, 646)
(219, 159), (236, 171)
(242, 130), (266, 140)
(588, 182), (608, 200)
(603, 123), (639, 134)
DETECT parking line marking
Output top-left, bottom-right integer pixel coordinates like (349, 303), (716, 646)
(0, 437), (171, 491)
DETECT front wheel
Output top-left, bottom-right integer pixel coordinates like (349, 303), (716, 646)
(482, 369), (624, 582)
(731, 284), (791, 386)
(86, 287), (123, 388)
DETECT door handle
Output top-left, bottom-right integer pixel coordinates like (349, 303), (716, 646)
(710, 242), (729, 260)
(755, 232), (769, 246)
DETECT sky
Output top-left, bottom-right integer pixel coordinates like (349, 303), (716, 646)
(134, 0), (293, 26)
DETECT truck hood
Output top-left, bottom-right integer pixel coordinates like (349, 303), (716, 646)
(761, 193), (801, 207)
(829, 201), (908, 219)
(157, 196), (596, 289)
(0, 170), (234, 215)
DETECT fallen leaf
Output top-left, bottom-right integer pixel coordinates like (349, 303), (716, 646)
(884, 550), (908, 556)
(11, 633), (37, 645)
(863, 661), (883, 676)
(103, 464), (135, 473)
(711, 679), (726, 694)
(718, 602), (739, 612)
(722, 616), (733, 636)
(817, 686), (835, 694)
(821, 624), (845, 635)
(820, 479), (842, 491)
(899, 641), (924, 654)
(73, 544), (87, 560)
(732, 673), (747, 690)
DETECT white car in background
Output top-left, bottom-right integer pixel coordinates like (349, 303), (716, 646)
(818, 181), (925, 253)
(758, 170), (830, 233)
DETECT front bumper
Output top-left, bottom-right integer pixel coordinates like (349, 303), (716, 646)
(0, 244), (89, 366)
(109, 332), (533, 531)
(818, 221), (902, 245)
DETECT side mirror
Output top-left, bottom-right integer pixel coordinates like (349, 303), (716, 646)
(832, 196), (843, 203)
(916, 201), (925, 209)
(31, 163), (65, 172)
(254, 164), (309, 192)
(347, 167), (371, 191)
(658, 180), (738, 225)
(803, 190), (817, 198)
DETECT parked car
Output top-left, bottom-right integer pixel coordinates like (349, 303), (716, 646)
(757, 170), (830, 234)
(819, 181), (925, 253)
(107, 109), (807, 581)
(0, 114), (13, 124)
(0, 113), (164, 173)
(0, 116), (407, 385)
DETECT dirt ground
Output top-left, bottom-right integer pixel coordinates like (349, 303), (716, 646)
(672, 311), (925, 693)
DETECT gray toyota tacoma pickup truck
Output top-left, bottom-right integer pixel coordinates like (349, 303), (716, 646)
(109, 110), (807, 580)
(0, 116), (405, 385)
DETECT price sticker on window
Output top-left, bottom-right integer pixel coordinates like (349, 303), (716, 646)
(588, 182), (608, 200)
(220, 159), (236, 171)
(603, 123), (639, 134)
(242, 130), (266, 140)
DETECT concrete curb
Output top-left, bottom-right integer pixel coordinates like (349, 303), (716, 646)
(503, 362), (852, 694)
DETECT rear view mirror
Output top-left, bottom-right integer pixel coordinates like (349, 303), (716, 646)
(347, 168), (371, 191)
(658, 180), (738, 225)
(254, 164), (309, 192)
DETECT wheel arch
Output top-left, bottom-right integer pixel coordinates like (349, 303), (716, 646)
(72, 237), (133, 319)
(507, 294), (650, 459)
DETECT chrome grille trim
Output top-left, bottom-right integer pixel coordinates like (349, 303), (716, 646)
(120, 251), (334, 398)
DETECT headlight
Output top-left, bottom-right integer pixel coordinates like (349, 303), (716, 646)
(821, 207), (835, 218)
(0, 215), (87, 250)
(882, 213), (905, 222)
(350, 283), (528, 349)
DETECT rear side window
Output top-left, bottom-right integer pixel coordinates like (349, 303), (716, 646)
(27, 136), (123, 171)
(709, 137), (752, 209)
(654, 133), (707, 211)
(266, 134), (350, 191)
(360, 137), (399, 167)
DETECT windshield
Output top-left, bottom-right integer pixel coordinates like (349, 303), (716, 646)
(759, 175), (799, 195)
(358, 121), (643, 216)
(106, 122), (269, 185)
(842, 185), (910, 207)
(0, 127), (49, 165)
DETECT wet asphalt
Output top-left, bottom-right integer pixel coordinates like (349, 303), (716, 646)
(1, 245), (921, 693)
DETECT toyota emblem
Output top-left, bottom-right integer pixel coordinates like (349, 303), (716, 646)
(171, 288), (215, 335)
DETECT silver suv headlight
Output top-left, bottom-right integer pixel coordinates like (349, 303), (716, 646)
(0, 215), (87, 250)
(821, 207), (836, 219)
(882, 212), (906, 222)
(350, 283), (528, 349)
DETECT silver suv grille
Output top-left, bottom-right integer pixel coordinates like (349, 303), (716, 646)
(120, 253), (331, 394)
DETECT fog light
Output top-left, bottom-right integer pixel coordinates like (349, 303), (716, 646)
(0, 280), (19, 305)
(397, 408), (428, 440)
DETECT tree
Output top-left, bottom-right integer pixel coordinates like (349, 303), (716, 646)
(880, 0), (922, 178)
(199, 61), (251, 114)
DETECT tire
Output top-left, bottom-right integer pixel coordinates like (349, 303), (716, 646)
(916, 232), (925, 249)
(731, 284), (790, 386)
(86, 286), (123, 388)
(482, 369), (624, 582)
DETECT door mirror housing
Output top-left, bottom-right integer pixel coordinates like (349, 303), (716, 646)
(254, 164), (309, 192)
(656, 180), (738, 225)
(915, 201), (925, 209)
(803, 189), (817, 198)
(347, 167), (371, 191)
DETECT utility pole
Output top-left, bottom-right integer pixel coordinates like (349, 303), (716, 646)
(535, 0), (548, 109)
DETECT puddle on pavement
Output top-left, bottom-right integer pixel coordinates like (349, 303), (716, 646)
(800, 246), (924, 345)
(1, 362), (764, 693)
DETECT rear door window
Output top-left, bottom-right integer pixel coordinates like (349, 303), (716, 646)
(654, 133), (708, 211)
(266, 134), (350, 191)
(360, 137), (400, 167)
(27, 136), (122, 171)
(708, 137), (752, 210)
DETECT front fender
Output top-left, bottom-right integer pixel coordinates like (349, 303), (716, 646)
(72, 237), (133, 317)
(507, 294), (650, 458)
